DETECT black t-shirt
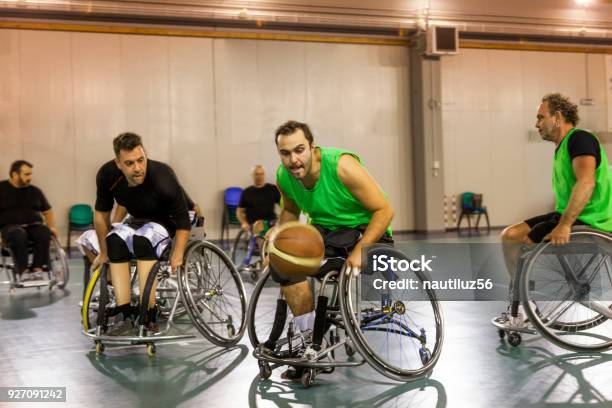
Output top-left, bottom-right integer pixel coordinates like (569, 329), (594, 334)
(0, 180), (51, 228)
(238, 183), (281, 224)
(95, 159), (191, 235)
(556, 129), (601, 167)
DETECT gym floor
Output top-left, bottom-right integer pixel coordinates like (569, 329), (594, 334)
(1, 233), (610, 408)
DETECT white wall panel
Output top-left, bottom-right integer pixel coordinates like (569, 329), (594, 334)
(166, 37), (218, 227)
(19, 30), (75, 233)
(71, 33), (123, 206)
(0, 30), (22, 168)
(120, 35), (171, 161)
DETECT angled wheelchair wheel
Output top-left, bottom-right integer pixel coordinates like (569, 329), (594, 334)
(82, 264), (139, 331)
(82, 266), (105, 331)
(246, 267), (293, 350)
(339, 248), (444, 381)
(178, 240), (247, 347)
(139, 254), (188, 321)
(231, 230), (263, 281)
(520, 229), (612, 352)
(49, 236), (69, 289)
(231, 229), (249, 265)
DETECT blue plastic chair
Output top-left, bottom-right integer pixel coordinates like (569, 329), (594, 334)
(221, 187), (243, 248)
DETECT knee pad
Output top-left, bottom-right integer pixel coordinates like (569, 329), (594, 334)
(106, 233), (131, 263)
(132, 235), (157, 261)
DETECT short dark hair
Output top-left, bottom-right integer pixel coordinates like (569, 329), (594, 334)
(9, 160), (33, 176)
(275, 120), (314, 146)
(542, 93), (579, 126)
(113, 132), (143, 156)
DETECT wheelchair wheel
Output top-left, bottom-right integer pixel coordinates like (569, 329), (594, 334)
(82, 264), (139, 331)
(82, 266), (104, 331)
(339, 248), (444, 381)
(231, 230), (262, 281)
(177, 240), (247, 347)
(520, 229), (612, 352)
(231, 229), (249, 265)
(139, 256), (188, 320)
(246, 267), (293, 350)
(49, 236), (69, 289)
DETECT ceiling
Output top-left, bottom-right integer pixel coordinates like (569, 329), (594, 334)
(1, 1), (612, 43)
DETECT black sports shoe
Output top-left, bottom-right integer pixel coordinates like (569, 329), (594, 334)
(280, 366), (306, 382)
(107, 314), (135, 336)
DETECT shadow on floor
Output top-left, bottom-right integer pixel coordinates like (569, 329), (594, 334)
(248, 371), (447, 408)
(0, 287), (71, 320)
(496, 340), (612, 407)
(86, 344), (248, 408)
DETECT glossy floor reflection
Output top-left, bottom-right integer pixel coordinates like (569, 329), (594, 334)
(0, 234), (610, 408)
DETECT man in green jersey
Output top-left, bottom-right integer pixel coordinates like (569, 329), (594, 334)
(265, 120), (394, 379)
(501, 93), (611, 281)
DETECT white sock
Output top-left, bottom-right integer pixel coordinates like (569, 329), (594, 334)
(294, 311), (315, 332)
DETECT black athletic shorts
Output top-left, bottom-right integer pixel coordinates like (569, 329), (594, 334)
(524, 211), (587, 243)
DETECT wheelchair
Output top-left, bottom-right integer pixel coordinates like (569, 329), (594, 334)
(493, 226), (612, 352)
(81, 220), (248, 356)
(0, 234), (69, 293)
(247, 247), (444, 388)
(231, 229), (266, 282)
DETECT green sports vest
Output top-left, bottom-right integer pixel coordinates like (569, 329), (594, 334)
(276, 147), (392, 235)
(553, 128), (612, 232)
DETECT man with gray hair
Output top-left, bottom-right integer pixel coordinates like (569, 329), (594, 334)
(502, 93), (611, 271)
(499, 93), (611, 326)
(236, 165), (281, 237)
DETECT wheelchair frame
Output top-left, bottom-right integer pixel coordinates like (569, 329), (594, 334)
(231, 229), (266, 282)
(248, 256), (444, 388)
(0, 235), (69, 293)
(82, 234), (247, 356)
(492, 227), (612, 352)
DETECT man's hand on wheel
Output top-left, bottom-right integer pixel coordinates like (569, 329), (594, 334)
(545, 224), (572, 246)
(91, 253), (109, 273)
(170, 252), (184, 273)
(345, 248), (362, 278)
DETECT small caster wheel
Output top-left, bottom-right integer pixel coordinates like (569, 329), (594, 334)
(227, 324), (236, 337)
(498, 329), (506, 339)
(250, 270), (259, 282)
(507, 332), (522, 347)
(301, 369), (315, 389)
(258, 361), (272, 379)
(146, 343), (156, 356)
(345, 343), (356, 357)
(95, 342), (105, 355)
(419, 347), (432, 365)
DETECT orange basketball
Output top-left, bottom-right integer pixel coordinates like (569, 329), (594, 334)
(268, 222), (325, 277)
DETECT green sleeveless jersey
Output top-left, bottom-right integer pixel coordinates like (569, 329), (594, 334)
(276, 147), (392, 235)
(553, 128), (612, 232)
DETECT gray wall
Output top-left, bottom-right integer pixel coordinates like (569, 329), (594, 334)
(441, 48), (611, 227)
(0, 29), (413, 239)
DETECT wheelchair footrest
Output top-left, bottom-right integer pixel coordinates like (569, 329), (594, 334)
(16, 280), (53, 288)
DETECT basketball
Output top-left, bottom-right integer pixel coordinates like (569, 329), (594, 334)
(268, 221), (325, 277)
